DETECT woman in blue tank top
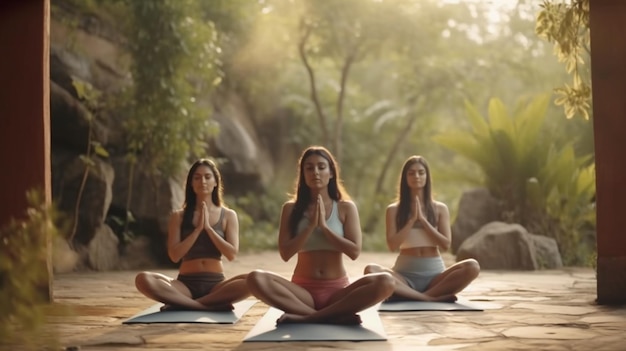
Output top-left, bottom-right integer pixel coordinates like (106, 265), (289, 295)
(135, 159), (250, 310)
(247, 146), (394, 324)
(364, 155), (480, 302)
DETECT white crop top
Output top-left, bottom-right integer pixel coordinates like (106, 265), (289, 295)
(399, 220), (439, 249)
(298, 201), (344, 252)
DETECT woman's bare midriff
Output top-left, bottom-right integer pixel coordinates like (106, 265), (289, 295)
(399, 246), (440, 257)
(179, 258), (224, 274)
(293, 251), (346, 280)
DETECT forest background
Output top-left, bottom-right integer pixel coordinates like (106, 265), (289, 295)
(47, 0), (595, 268)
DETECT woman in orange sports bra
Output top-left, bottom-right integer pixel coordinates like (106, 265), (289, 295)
(364, 155), (480, 302)
(134, 159), (250, 310)
(246, 146), (394, 324)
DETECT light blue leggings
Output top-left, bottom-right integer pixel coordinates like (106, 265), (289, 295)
(392, 255), (445, 292)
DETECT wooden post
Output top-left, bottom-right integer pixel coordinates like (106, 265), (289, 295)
(0, 0), (52, 301)
(589, 0), (626, 305)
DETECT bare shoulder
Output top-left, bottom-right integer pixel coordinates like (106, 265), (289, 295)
(170, 209), (184, 219)
(281, 200), (296, 214)
(434, 201), (449, 214)
(223, 206), (237, 217)
(223, 207), (238, 220)
(386, 202), (399, 215)
(338, 199), (357, 211)
(169, 209), (184, 226)
(337, 199), (358, 220)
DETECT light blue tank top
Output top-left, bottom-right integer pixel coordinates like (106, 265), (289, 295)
(298, 201), (344, 252)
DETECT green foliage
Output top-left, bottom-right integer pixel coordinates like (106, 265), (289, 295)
(531, 145), (596, 265)
(108, 211), (137, 245)
(226, 191), (284, 252)
(123, 0), (221, 177)
(434, 95), (553, 223)
(434, 94), (595, 265)
(362, 231), (389, 252)
(0, 190), (60, 349)
(536, 0), (591, 120)
(51, 0), (590, 255)
(72, 76), (102, 112)
(237, 217), (277, 253)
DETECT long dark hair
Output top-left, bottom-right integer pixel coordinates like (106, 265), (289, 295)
(396, 155), (436, 229)
(181, 159), (223, 227)
(288, 146), (349, 236)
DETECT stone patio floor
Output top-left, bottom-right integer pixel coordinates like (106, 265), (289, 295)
(38, 251), (626, 350)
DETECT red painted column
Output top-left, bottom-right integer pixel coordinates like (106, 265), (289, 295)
(589, 0), (626, 304)
(0, 0), (52, 301)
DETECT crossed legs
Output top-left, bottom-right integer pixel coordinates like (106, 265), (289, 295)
(135, 271), (250, 310)
(364, 258), (479, 302)
(246, 269), (394, 324)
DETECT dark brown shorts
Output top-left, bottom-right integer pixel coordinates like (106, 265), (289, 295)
(177, 272), (225, 299)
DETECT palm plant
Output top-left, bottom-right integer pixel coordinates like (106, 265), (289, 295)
(434, 94), (552, 225)
(434, 94), (596, 265)
(531, 144), (596, 265)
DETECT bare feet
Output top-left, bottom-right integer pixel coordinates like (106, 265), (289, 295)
(433, 294), (457, 302)
(386, 293), (458, 303)
(160, 304), (186, 311)
(276, 313), (306, 324)
(205, 303), (234, 311)
(160, 303), (234, 311)
(330, 313), (362, 325)
(276, 313), (362, 325)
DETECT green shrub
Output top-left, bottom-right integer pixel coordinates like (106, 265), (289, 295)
(0, 190), (60, 349)
(434, 94), (595, 266)
(226, 190), (284, 252)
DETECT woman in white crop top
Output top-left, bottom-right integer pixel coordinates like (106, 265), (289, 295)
(247, 146), (394, 324)
(364, 156), (480, 302)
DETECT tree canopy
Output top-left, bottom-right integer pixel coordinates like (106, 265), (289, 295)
(52, 0), (595, 263)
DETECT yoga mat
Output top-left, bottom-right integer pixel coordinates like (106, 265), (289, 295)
(122, 299), (256, 324)
(378, 299), (483, 312)
(243, 306), (387, 342)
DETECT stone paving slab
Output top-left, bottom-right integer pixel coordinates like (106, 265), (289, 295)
(36, 252), (626, 350)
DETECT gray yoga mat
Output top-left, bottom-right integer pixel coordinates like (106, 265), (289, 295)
(243, 306), (387, 342)
(122, 299), (256, 324)
(379, 299), (483, 312)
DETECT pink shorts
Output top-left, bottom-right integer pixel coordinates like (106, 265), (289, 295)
(291, 275), (350, 309)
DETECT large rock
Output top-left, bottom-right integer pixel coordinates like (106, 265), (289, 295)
(50, 17), (130, 95)
(52, 236), (80, 273)
(108, 156), (184, 265)
(118, 235), (158, 270)
(109, 156), (184, 236)
(451, 188), (500, 254)
(48, 5), (289, 270)
(529, 234), (563, 269)
(212, 92), (276, 195)
(51, 16), (131, 149)
(53, 155), (114, 247)
(87, 224), (120, 271)
(456, 221), (562, 270)
(50, 81), (108, 151)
